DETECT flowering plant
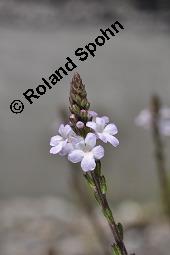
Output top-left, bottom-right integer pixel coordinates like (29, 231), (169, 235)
(135, 95), (170, 218)
(135, 106), (170, 136)
(50, 73), (133, 255)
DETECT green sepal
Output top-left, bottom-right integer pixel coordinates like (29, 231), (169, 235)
(80, 110), (88, 120)
(81, 98), (87, 108)
(100, 175), (107, 194)
(95, 160), (101, 176)
(85, 101), (90, 110)
(75, 95), (82, 105)
(73, 104), (80, 114)
(84, 173), (95, 189)
(117, 223), (124, 240)
(103, 208), (113, 222)
(112, 244), (121, 255)
(94, 191), (101, 205)
(71, 104), (80, 115)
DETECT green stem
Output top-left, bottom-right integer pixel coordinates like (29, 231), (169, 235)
(71, 170), (111, 255)
(90, 163), (129, 255)
(152, 114), (170, 218)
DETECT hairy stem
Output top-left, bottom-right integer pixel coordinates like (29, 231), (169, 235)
(71, 170), (111, 255)
(89, 163), (129, 255)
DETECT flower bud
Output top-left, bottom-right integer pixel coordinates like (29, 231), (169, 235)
(69, 114), (77, 125)
(85, 102), (90, 110)
(71, 104), (80, 115)
(76, 121), (84, 129)
(80, 109), (88, 119)
(81, 99), (87, 108)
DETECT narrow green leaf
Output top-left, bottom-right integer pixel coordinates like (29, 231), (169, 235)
(94, 192), (101, 205)
(84, 173), (95, 189)
(103, 208), (113, 221)
(100, 175), (107, 194)
(112, 244), (121, 255)
(95, 160), (101, 176)
(117, 222), (124, 240)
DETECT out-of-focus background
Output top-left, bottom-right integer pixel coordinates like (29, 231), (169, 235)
(1, 0), (170, 254)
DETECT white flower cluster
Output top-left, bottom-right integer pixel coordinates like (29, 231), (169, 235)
(135, 107), (170, 136)
(50, 112), (119, 172)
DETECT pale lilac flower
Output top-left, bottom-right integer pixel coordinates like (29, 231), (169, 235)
(76, 121), (84, 129)
(88, 110), (98, 118)
(86, 117), (119, 147)
(135, 107), (170, 136)
(135, 109), (151, 130)
(68, 133), (104, 172)
(50, 124), (74, 156)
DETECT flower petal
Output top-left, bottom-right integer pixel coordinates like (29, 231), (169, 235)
(58, 124), (72, 138)
(58, 124), (65, 136)
(96, 117), (106, 128)
(71, 136), (84, 149)
(86, 121), (97, 130)
(85, 133), (96, 148)
(81, 154), (96, 172)
(92, 145), (104, 159)
(98, 133), (108, 143)
(101, 116), (109, 124)
(50, 143), (63, 154)
(68, 150), (84, 163)
(104, 123), (118, 135)
(50, 135), (63, 146)
(88, 111), (98, 118)
(63, 124), (72, 137)
(135, 110), (151, 129)
(105, 134), (119, 147)
(160, 120), (170, 136)
(59, 143), (74, 156)
(161, 107), (170, 119)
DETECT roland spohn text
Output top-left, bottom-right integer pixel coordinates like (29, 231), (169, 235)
(10, 20), (124, 114)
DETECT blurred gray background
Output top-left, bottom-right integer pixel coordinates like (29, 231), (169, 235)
(1, 0), (170, 204)
(1, 1), (170, 255)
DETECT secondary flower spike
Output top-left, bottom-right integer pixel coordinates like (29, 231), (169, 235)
(135, 104), (170, 136)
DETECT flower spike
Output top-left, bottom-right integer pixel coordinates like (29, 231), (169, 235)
(50, 73), (132, 255)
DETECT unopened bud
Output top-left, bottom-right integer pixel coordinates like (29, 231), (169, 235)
(85, 102), (90, 110)
(81, 99), (87, 108)
(76, 121), (84, 129)
(71, 104), (80, 115)
(69, 114), (77, 124)
(80, 109), (88, 119)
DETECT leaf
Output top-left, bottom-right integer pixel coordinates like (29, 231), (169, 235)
(100, 175), (107, 194)
(103, 208), (113, 221)
(84, 173), (95, 189)
(117, 222), (124, 240)
(94, 192), (101, 205)
(112, 244), (121, 255)
(95, 160), (101, 176)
